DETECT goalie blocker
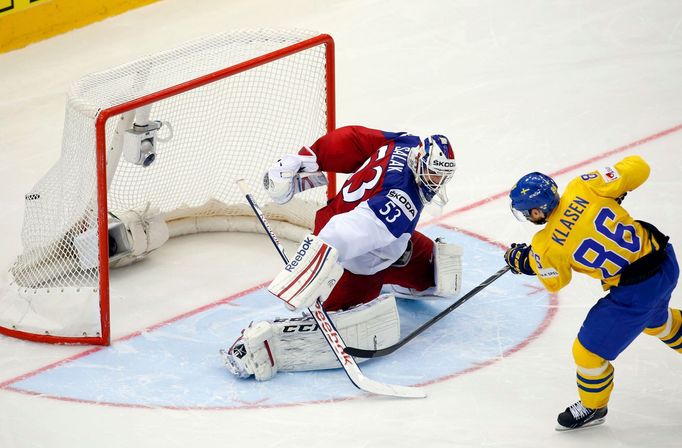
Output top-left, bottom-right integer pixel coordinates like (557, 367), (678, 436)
(267, 234), (344, 311)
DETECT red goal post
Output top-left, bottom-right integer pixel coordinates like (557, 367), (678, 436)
(0, 30), (336, 345)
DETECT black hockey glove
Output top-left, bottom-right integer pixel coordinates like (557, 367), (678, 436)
(504, 243), (535, 275)
(615, 192), (627, 204)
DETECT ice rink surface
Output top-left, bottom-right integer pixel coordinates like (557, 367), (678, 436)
(1, 0), (681, 446)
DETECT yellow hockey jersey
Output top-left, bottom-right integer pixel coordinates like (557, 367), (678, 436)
(529, 156), (660, 292)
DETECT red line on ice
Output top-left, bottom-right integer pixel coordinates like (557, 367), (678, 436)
(422, 122), (682, 226)
(2, 121), (680, 408)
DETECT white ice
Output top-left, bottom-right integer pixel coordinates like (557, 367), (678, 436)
(1, 0), (681, 447)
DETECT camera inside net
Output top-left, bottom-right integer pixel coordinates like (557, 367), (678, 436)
(122, 120), (162, 167)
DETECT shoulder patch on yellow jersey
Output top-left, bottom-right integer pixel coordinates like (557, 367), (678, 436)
(597, 165), (620, 183)
(538, 267), (559, 278)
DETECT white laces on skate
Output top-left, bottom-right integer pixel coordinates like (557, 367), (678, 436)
(568, 402), (591, 419)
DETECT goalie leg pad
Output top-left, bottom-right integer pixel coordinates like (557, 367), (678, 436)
(386, 238), (463, 299)
(222, 294), (400, 379)
(268, 234), (344, 311)
(433, 238), (463, 298)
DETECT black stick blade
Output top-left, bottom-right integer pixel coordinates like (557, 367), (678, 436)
(344, 346), (383, 358)
(344, 266), (511, 359)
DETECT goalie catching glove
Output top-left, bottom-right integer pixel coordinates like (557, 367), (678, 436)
(268, 234), (344, 311)
(263, 146), (328, 204)
(504, 243), (534, 275)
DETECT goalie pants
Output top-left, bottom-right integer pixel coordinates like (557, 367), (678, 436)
(322, 230), (435, 311)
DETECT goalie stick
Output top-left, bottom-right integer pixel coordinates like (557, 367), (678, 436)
(236, 179), (426, 399)
(344, 266), (511, 359)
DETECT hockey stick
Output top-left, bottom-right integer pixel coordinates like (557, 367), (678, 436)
(344, 265), (511, 359)
(236, 179), (426, 399)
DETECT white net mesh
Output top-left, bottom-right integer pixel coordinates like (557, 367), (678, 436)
(2, 29), (331, 340)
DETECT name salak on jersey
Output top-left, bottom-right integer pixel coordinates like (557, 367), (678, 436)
(387, 146), (411, 173)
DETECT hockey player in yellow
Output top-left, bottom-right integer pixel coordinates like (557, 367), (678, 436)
(505, 155), (680, 431)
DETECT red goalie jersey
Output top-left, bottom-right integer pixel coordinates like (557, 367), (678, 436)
(302, 126), (439, 311)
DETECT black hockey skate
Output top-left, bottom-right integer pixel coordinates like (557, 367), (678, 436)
(556, 401), (607, 431)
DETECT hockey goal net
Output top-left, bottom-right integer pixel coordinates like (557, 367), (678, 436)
(0, 30), (335, 345)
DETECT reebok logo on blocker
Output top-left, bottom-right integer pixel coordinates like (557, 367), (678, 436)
(285, 236), (314, 272)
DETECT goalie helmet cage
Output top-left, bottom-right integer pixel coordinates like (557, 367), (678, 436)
(0, 30), (336, 346)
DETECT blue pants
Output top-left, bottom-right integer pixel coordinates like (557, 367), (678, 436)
(578, 244), (680, 360)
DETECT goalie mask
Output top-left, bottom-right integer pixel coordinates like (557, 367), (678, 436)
(408, 134), (457, 205)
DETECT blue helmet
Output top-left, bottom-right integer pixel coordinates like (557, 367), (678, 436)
(509, 172), (559, 222)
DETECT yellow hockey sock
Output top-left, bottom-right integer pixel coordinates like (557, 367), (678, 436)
(644, 308), (682, 353)
(572, 338), (613, 409)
